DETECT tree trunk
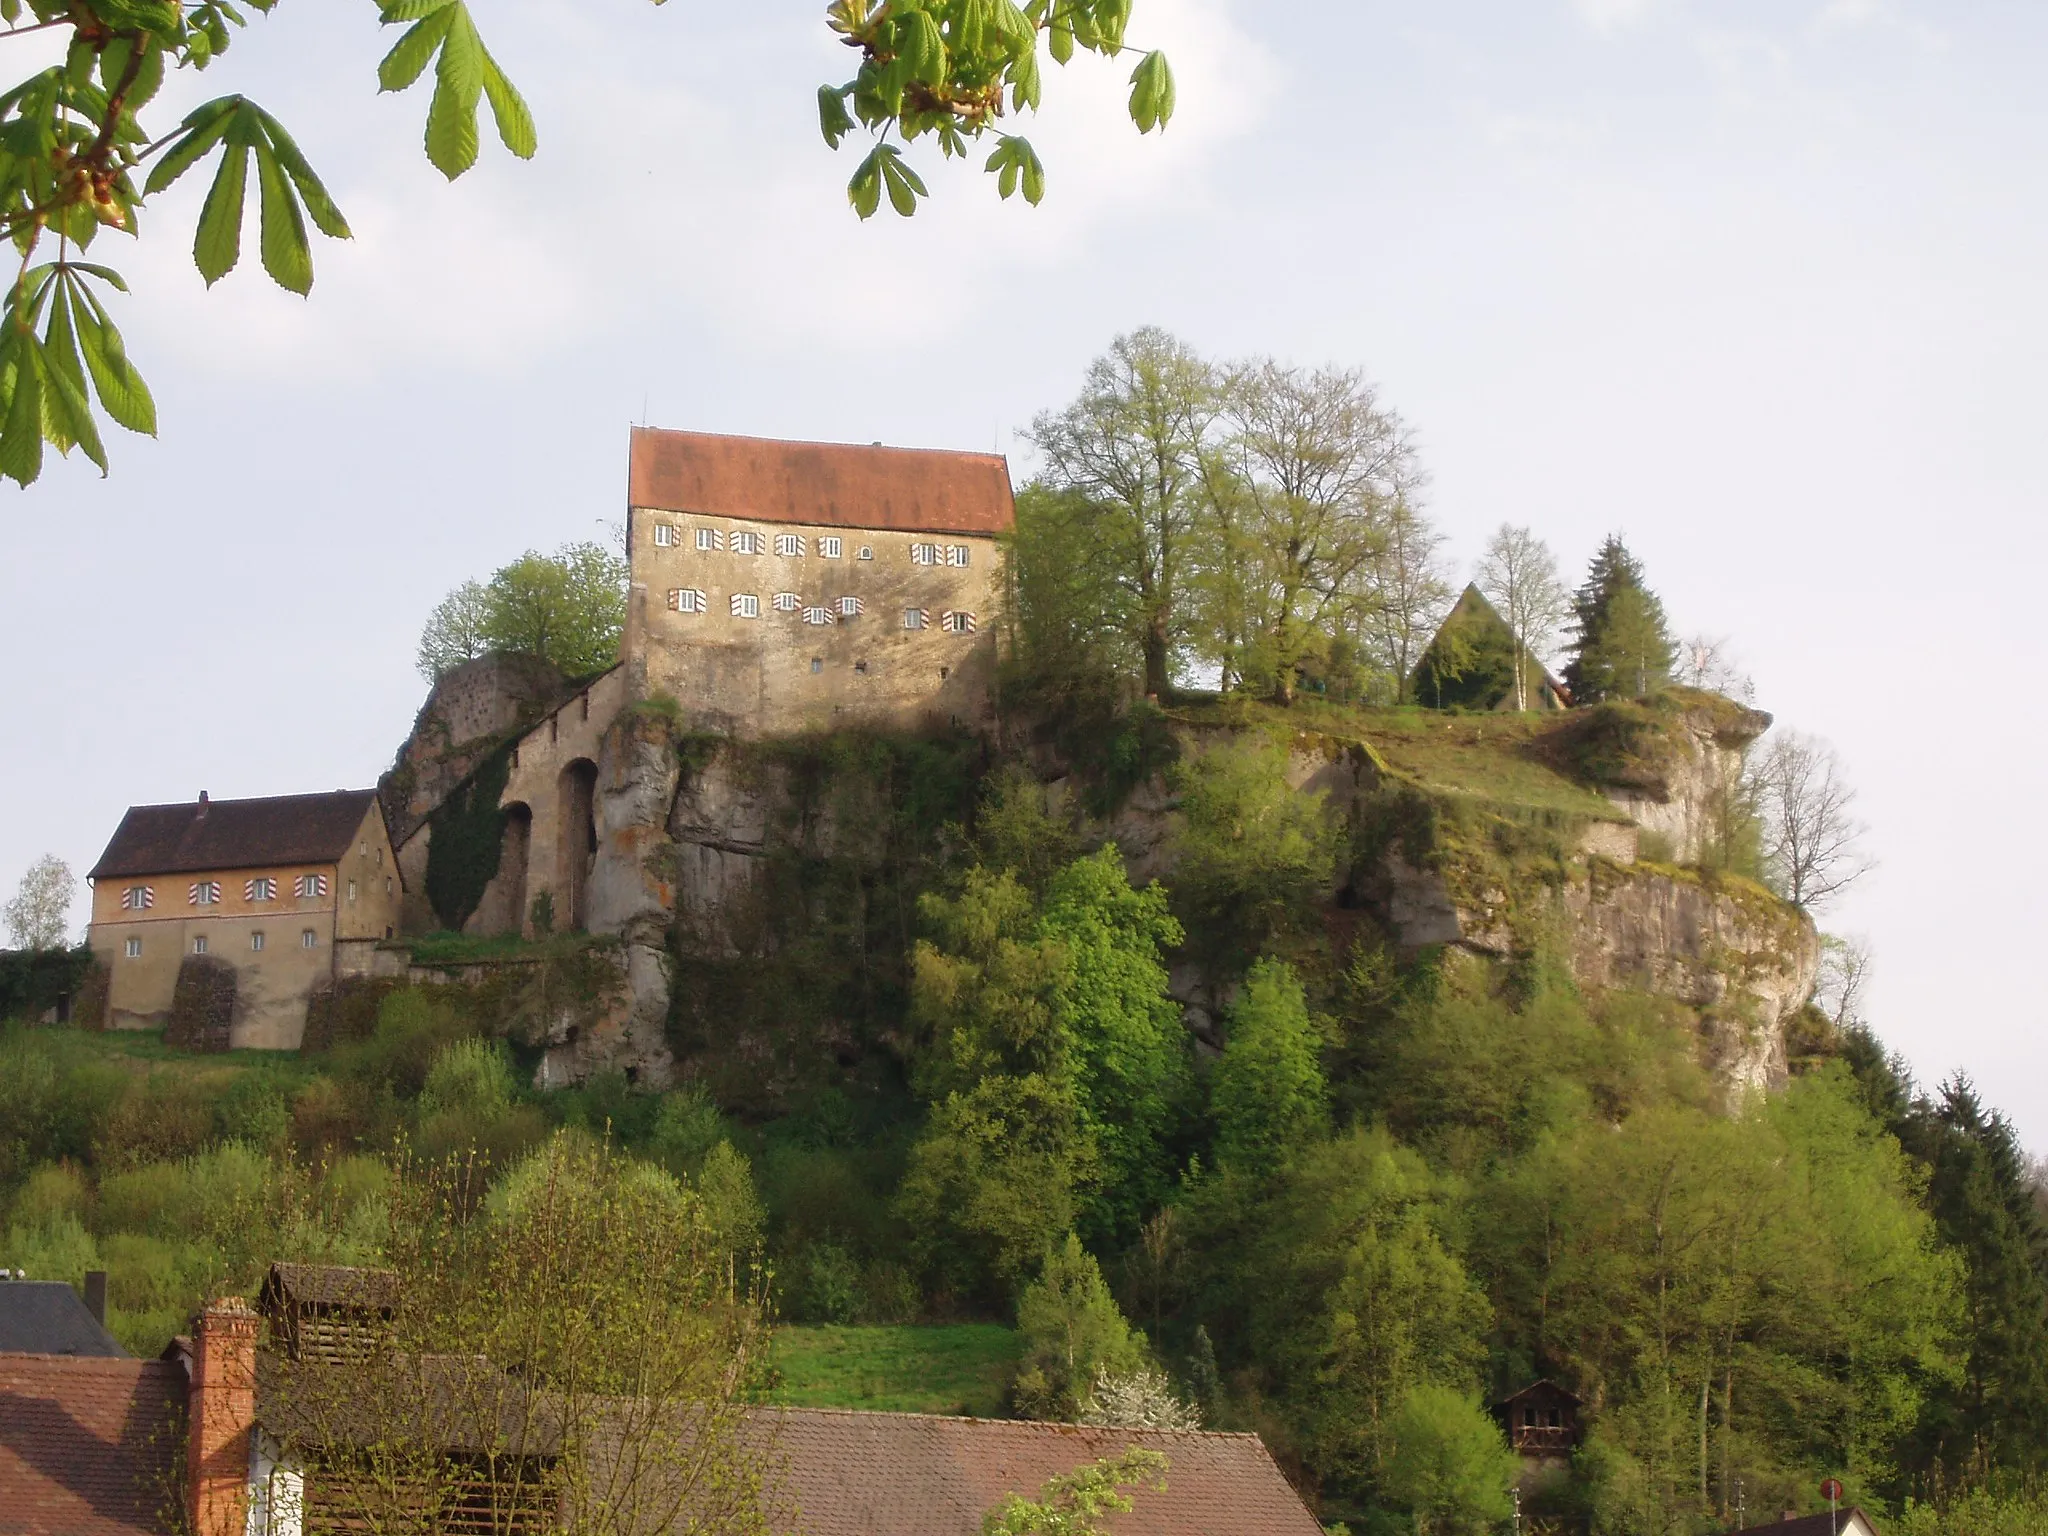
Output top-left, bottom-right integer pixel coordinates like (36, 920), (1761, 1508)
(1143, 628), (1170, 699)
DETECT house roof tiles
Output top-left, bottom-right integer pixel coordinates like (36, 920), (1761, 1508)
(759, 1408), (1323, 1536)
(628, 428), (1015, 537)
(0, 1283), (128, 1358)
(89, 790), (380, 881)
(0, 1353), (184, 1536)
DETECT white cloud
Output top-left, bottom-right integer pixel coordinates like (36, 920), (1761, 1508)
(1572, 0), (1664, 36)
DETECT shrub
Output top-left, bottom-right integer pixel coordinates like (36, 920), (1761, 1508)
(791, 1241), (865, 1324)
(1012, 1233), (1146, 1421)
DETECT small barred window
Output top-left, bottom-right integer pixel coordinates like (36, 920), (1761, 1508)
(946, 545), (970, 567)
(189, 880), (222, 906)
(731, 530), (764, 555)
(244, 877), (276, 902)
(669, 588), (707, 614)
(775, 534), (805, 558)
(941, 610), (978, 634)
(857, 545), (874, 561)
(192, 935), (208, 955)
(653, 523), (679, 548)
(251, 932), (266, 952)
(302, 929), (319, 949)
(820, 537), (843, 559)
(772, 592), (801, 612)
(903, 608), (929, 630)
(911, 542), (938, 565)
(695, 527), (724, 551)
(121, 885), (153, 911)
(124, 937), (141, 959)
(731, 593), (761, 619)
(837, 595), (864, 618)
(295, 873), (329, 899)
(801, 607), (836, 626)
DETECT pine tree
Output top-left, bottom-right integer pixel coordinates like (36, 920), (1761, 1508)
(1563, 536), (1675, 703)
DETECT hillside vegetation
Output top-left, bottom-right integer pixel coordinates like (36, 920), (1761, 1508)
(5, 690), (2044, 1536)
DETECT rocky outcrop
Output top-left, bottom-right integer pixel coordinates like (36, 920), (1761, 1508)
(1563, 694), (1771, 865)
(379, 653), (572, 850)
(558, 710), (685, 1088)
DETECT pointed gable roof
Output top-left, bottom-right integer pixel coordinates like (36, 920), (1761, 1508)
(628, 428), (1014, 537)
(89, 790), (381, 881)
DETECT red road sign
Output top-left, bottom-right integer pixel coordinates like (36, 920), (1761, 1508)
(1820, 1479), (1845, 1503)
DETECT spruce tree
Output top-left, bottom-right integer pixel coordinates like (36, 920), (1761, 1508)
(1563, 536), (1675, 703)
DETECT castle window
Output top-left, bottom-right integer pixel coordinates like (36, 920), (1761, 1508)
(189, 880), (222, 906)
(302, 929), (319, 949)
(819, 537), (843, 559)
(941, 610), (977, 634)
(946, 544), (970, 567)
(695, 527), (724, 551)
(251, 932), (266, 952)
(192, 935), (208, 955)
(772, 592), (801, 613)
(347, 880), (359, 904)
(295, 873), (329, 899)
(801, 606), (836, 626)
(775, 534), (805, 558)
(730, 530), (764, 555)
(854, 660), (869, 675)
(903, 608), (928, 630)
(245, 877), (276, 902)
(120, 885), (153, 911)
(857, 544), (874, 561)
(911, 542), (938, 565)
(385, 877), (393, 895)
(810, 658), (824, 673)
(653, 522), (679, 548)
(124, 937), (141, 959)
(668, 587), (707, 614)
(836, 595), (864, 619)
(731, 593), (761, 619)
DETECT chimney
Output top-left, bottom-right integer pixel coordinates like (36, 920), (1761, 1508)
(187, 1298), (260, 1536)
(83, 1270), (106, 1326)
(196, 790), (210, 817)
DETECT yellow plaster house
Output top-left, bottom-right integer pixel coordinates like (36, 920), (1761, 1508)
(86, 790), (401, 1049)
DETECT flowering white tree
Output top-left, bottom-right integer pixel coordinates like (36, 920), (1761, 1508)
(4, 856), (75, 950)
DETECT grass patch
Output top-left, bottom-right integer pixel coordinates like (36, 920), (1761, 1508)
(765, 1323), (1020, 1417)
(1166, 696), (1628, 824)
(398, 930), (616, 966)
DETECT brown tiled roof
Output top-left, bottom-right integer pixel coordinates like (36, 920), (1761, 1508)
(628, 428), (1015, 536)
(261, 1263), (401, 1312)
(89, 790), (379, 881)
(0, 1354), (183, 1536)
(758, 1408), (1322, 1536)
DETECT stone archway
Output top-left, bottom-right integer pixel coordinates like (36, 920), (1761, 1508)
(556, 759), (598, 932)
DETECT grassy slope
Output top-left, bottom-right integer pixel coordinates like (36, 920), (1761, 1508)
(766, 1324), (1020, 1417)
(1166, 696), (1629, 823)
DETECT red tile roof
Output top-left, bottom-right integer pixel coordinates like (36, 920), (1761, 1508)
(759, 1409), (1322, 1536)
(0, 1354), (184, 1536)
(89, 790), (379, 881)
(628, 428), (1015, 537)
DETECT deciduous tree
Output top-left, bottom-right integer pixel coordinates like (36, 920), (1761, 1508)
(3, 854), (73, 950)
(1752, 731), (1874, 910)
(414, 578), (492, 682)
(1, 1), (1170, 487)
(1474, 524), (1567, 711)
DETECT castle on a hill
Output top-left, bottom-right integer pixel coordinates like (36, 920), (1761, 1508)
(83, 429), (1016, 1048)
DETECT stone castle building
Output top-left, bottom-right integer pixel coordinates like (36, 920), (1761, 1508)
(389, 428), (1016, 947)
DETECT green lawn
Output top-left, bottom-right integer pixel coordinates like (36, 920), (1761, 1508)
(765, 1324), (1020, 1417)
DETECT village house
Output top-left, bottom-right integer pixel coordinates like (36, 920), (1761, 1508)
(0, 1266), (1325, 1536)
(85, 790), (402, 1049)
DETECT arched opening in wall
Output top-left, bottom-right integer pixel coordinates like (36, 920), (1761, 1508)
(500, 803), (532, 936)
(557, 759), (598, 932)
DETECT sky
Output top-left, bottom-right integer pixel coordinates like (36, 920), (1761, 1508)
(3, 0), (2043, 1139)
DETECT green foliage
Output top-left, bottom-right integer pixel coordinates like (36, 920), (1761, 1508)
(1411, 586), (1522, 710)
(423, 743), (512, 930)
(980, 1448), (1171, 1536)
(1210, 959), (1327, 1177)
(1168, 735), (1339, 963)
(768, 1322), (1020, 1416)
(1379, 1385), (1519, 1536)
(825, 1), (1172, 220)
(477, 541), (628, 676)
(1563, 536), (1675, 704)
(1013, 1232), (1147, 1420)
(0, 943), (93, 1022)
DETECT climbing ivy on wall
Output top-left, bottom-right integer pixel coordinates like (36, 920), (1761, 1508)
(425, 745), (514, 931)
